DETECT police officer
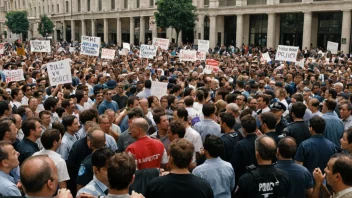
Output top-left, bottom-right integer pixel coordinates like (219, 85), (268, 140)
(235, 135), (291, 198)
(219, 112), (243, 163)
(270, 102), (289, 136)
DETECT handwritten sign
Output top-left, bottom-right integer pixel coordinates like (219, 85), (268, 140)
(140, 44), (157, 59)
(3, 69), (24, 83)
(275, 45), (298, 62)
(46, 59), (72, 86)
(151, 81), (168, 99)
(152, 38), (169, 50)
(196, 51), (206, 61)
(204, 59), (219, 74)
(30, 40), (51, 52)
(0, 43), (4, 55)
(262, 52), (271, 62)
(81, 36), (101, 56)
(327, 41), (338, 54)
(101, 48), (116, 59)
(123, 43), (130, 51)
(198, 40), (209, 52)
(180, 50), (197, 62)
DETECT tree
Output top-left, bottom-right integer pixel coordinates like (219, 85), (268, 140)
(154, 0), (196, 46)
(37, 14), (54, 38)
(5, 11), (29, 37)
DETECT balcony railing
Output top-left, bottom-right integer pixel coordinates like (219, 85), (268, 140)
(280, 0), (302, 3)
(219, 0), (237, 6)
(247, 0), (267, 5)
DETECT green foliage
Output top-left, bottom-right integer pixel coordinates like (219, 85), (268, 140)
(5, 11), (29, 34)
(37, 14), (54, 37)
(154, 0), (196, 45)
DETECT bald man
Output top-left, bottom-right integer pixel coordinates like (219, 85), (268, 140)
(126, 118), (168, 170)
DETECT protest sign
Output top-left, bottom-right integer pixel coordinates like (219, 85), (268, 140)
(30, 40), (51, 52)
(16, 48), (25, 56)
(196, 51), (206, 61)
(275, 45), (299, 62)
(204, 59), (219, 74)
(180, 50), (197, 62)
(295, 59), (305, 68)
(81, 36), (101, 56)
(101, 48), (116, 59)
(0, 43), (4, 55)
(3, 69), (24, 83)
(198, 40), (209, 52)
(46, 59), (72, 86)
(119, 48), (129, 56)
(152, 38), (169, 50)
(151, 81), (168, 99)
(123, 43), (130, 51)
(140, 44), (157, 59)
(69, 47), (75, 53)
(327, 41), (338, 54)
(262, 52), (271, 62)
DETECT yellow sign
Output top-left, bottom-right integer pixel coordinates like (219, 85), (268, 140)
(17, 48), (25, 56)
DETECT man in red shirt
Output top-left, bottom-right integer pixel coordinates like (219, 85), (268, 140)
(126, 118), (168, 170)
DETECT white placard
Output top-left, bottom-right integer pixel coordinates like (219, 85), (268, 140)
(152, 38), (169, 50)
(46, 59), (72, 86)
(0, 43), (4, 55)
(119, 48), (129, 56)
(123, 43), (130, 51)
(180, 50), (197, 62)
(275, 45), (299, 62)
(295, 58), (305, 68)
(196, 51), (206, 61)
(30, 40), (51, 53)
(101, 48), (116, 59)
(3, 69), (24, 83)
(140, 44), (157, 59)
(198, 40), (209, 52)
(69, 47), (75, 53)
(81, 36), (101, 56)
(262, 52), (271, 62)
(327, 41), (338, 54)
(151, 81), (168, 99)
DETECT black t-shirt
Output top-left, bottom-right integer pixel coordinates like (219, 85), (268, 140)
(235, 165), (291, 198)
(76, 153), (93, 186)
(112, 94), (128, 110)
(145, 173), (214, 198)
(220, 132), (242, 163)
(282, 121), (311, 146)
(129, 168), (160, 196)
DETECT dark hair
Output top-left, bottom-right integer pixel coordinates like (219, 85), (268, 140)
(219, 112), (236, 128)
(0, 120), (13, 140)
(75, 90), (84, 104)
(202, 103), (216, 117)
(87, 129), (106, 149)
(278, 137), (297, 159)
(62, 115), (77, 131)
(0, 141), (11, 162)
(292, 94), (304, 102)
(127, 96), (139, 108)
(153, 112), (166, 125)
(169, 120), (185, 138)
(173, 84), (182, 93)
(226, 93), (237, 104)
(331, 153), (352, 186)
(145, 80), (152, 89)
(183, 88), (194, 97)
(80, 109), (98, 125)
(39, 110), (51, 120)
(291, 102), (306, 119)
(177, 108), (189, 122)
(240, 115), (257, 133)
(328, 88), (338, 99)
(108, 153), (136, 190)
(11, 88), (21, 100)
(309, 115), (326, 134)
(0, 101), (10, 117)
(127, 108), (144, 120)
(255, 135), (277, 161)
(260, 112), (277, 130)
(43, 97), (58, 111)
(41, 129), (61, 150)
(196, 90), (205, 102)
(61, 99), (71, 109)
(56, 107), (66, 118)
(168, 95), (177, 107)
(204, 135), (224, 158)
(52, 122), (65, 137)
(324, 98), (337, 111)
(184, 96), (194, 107)
(240, 108), (253, 119)
(21, 84), (30, 94)
(217, 87), (230, 101)
(169, 139), (194, 168)
(257, 94), (270, 105)
(22, 118), (40, 137)
(92, 147), (115, 170)
(345, 128), (352, 144)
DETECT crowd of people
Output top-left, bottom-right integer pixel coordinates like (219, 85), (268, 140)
(0, 39), (352, 198)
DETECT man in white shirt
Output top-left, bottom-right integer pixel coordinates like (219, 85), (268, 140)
(184, 96), (203, 126)
(33, 129), (70, 188)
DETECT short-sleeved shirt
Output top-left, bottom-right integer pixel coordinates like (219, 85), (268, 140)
(16, 137), (40, 165)
(282, 121), (310, 146)
(98, 100), (119, 115)
(56, 132), (78, 161)
(275, 160), (314, 198)
(150, 131), (170, 150)
(126, 136), (168, 170)
(77, 154), (93, 186)
(184, 127), (203, 153)
(220, 132), (242, 163)
(76, 176), (109, 197)
(194, 119), (221, 142)
(112, 94), (128, 110)
(117, 129), (136, 152)
(295, 134), (339, 174)
(0, 170), (21, 196)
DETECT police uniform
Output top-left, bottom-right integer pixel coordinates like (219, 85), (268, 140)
(77, 153), (93, 187)
(281, 121), (310, 146)
(220, 132), (243, 163)
(235, 165), (291, 198)
(275, 116), (289, 136)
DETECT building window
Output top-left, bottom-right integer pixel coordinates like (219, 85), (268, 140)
(204, 0), (209, 5)
(87, 0), (90, 11)
(124, 0), (128, 8)
(204, 16), (210, 40)
(137, 0), (140, 8)
(317, 12), (342, 49)
(78, 0), (81, 12)
(249, 14), (268, 47)
(66, 1), (69, 12)
(247, 0), (266, 5)
(23, 0), (25, 6)
(149, 0), (154, 7)
(57, 4), (59, 12)
(111, 0), (115, 10)
(98, 0), (102, 11)
(14, 1), (16, 9)
(34, 7), (36, 16)
(52, 5), (54, 12)
(280, 13), (303, 48)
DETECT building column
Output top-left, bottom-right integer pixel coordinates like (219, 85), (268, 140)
(302, 11), (312, 50)
(152, 16), (157, 39)
(63, 21), (67, 41)
(341, 10), (351, 53)
(236, 14), (243, 48)
(104, 18), (108, 43)
(71, 20), (75, 41)
(209, 15), (217, 48)
(267, 13), (276, 48)
(198, 15), (204, 40)
(117, 18), (121, 45)
(81, 20), (86, 36)
(140, 16), (145, 44)
(130, 17), (135, 44)
(53, 26), (57, 41)
(91, 19), (96, 36)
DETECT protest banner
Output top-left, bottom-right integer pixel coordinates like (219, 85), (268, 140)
(140, 44), (157, 59)
(81, 36), (101, 56)
(123, 43), (130, 51)
(262, 52), (272, 62)
(101, 48), (116, 59)
(275, 45), (299, 62)
(46, 59), (72, 86)
(327, 41), (338, 54)
(198, 40), (209, 52)
(0, 43), (4, 55)
(196, 51), (206, 61)
(16, 48), (25, 56)
(204, 59), (219, 74)
(3, 69), (24, 83)
(151, 81), (168, 99)
(152, 38), (169, 50)
(30, 40), (51, 53)
(180, 50), (197, 62)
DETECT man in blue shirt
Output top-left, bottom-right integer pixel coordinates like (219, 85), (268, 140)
(193, 135), (235, 198)
(322, 98), (344, 147)
(98, 89), (119, 115)
(194, 104), (221, 142)
(275, 137), (313, 198)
